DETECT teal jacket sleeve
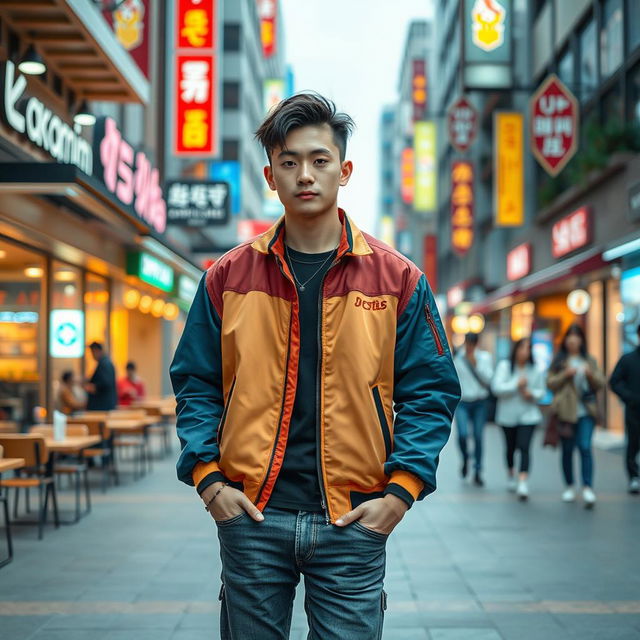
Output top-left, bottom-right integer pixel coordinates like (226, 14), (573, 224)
(385, 274), (461, 500)
(170, 274), (225, 487)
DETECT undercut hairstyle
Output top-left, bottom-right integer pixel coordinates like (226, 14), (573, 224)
(89, 341), (103, 351)
(255, 92), (355, 162)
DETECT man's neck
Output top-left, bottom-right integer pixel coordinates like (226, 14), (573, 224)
(284, 207), (342, 254)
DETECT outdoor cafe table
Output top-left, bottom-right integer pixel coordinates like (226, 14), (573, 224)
(45, 435), (102, 454)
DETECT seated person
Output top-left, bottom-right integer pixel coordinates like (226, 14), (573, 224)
(56, 370), (86, 415)
(117, 361), (146, 406)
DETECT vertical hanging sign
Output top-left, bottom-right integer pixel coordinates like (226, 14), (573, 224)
(174, 0), (217, 157)
(494, 111), (524, 226)
(414, 121), (437, 212)
(451, 161), (474, 256)
(257, 0), (277, 58)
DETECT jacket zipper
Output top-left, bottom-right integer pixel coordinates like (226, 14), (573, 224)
(424, 304), (444, 356)
(371, 385), (392, 459)
(255, 256), (294, 506)
(316, 257), (341, 525)
(216, 376), (236, 446)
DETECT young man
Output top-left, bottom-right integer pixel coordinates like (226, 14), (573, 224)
(84, 341), (117, 411)
(453, 331), (494, 486)
(610, 323), (640, 494)
(171, 93), (460, 640)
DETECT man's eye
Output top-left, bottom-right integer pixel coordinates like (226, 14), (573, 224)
(282, 161), (295, 167)
(315, 159), (328, 165)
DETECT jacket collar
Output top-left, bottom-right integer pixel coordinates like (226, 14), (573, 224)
(250, 208), (373, 260)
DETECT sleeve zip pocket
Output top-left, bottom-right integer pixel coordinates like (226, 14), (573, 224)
(424, 305), (445, 356)
(217, 376), (236, 446)
(371, 385), (392, 458)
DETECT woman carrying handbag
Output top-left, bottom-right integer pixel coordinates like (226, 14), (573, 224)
(492, 338), (545, 501)
(547, 324), (605, 509)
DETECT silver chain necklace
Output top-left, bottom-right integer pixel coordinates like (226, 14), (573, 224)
(285, 244), (336, 292)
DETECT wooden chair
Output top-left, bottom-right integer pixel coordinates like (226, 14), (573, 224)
(109, 410), (150, 478)
(0, 422), (19, 434)
(29, 426), (91, 523)
(0, 435), (59, 539)
(0, 444), (13, 568)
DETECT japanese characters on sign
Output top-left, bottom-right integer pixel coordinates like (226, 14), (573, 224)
(174, 0), (216, 157)
(400, 147), (414, 204)
(257, 0), (277, 58)
(102, 0), (150, 78)
(447, 96), (478, 153)
(451, 161), (474, 256)
(506, 243), (532, 281)
(494, 112), (524, 227)
(93, 117), (167, 234)
(177, 0), (214, 49)
(412, 59), (427, 122)
(414, 121), (437, 212)
(551, 206), (592, 259)
(165, 179), (230, 227)
(530, 74), (579, 177)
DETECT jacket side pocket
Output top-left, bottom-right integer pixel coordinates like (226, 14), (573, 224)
(217, 376), (236, 446)
(372, 385), (392, 459)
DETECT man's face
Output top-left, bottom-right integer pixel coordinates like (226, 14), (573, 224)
(263, 124), (352, 220)
(90, 347), (101, 362)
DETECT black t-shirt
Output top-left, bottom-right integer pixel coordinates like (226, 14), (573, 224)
(268, 245), (336, 512)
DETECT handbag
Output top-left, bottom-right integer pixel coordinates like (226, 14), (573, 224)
(543, 411), (575, 448)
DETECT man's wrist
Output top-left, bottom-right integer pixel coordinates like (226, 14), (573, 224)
(384, 491), (410, 515)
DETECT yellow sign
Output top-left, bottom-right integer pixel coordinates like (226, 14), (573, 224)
(494, 112), (523, 226)
(471, 0), (506, 52)
(414, 121), (437, 212)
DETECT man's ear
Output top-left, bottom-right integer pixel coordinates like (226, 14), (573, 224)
(264, 164), (277, 191)
(339, 160), (353, 187)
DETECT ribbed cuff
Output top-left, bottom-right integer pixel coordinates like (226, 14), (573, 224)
(196, 471), (228, 496)
(384, 483), (414, 509)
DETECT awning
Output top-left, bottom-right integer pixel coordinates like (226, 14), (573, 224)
(0, 0), (149, 103)
(471, 247), (608, 314)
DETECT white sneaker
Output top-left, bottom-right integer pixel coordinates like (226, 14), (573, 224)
(629, 478), (640, 494)
(562, 487), (576, 502)
(507, 477), (517, 492)
(516, 481), (529, 501)
(583, 487), (596, 508)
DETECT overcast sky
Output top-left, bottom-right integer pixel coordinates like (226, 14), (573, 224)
(280, 0), (433, 234)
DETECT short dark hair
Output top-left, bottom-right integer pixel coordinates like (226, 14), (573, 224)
(61, 371), (73, 384)
(89, 341), (103, 351)
(465, 332), (480, 346)
(255, 92), (354, 162)
(126, 362), (136, 371)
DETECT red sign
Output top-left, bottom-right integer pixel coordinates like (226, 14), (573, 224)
(174, 55), (216, 156)
(257, 0), (277, 58)
(506, 243), (532, 281)
(447, 96), (477, 152)
(400, 148), (414, 204)
(412, 59), (427, 121)
(552, 206), (592, 258)
(238, 219), (273, 242)
(177, 0), (215, 49)
(451, 161), (474, 256)
(94, 117), (167, 234)
(423, 235), (438, 292)
(102, 0), (150, 78)
(530, 74), (579, 177)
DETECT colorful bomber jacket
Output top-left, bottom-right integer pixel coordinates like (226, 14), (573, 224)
(170, 210), (461, 523)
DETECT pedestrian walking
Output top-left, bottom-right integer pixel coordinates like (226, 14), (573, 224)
(84, 341), (117, 411)
(170, 93), (461, 640)
(547, 323), (605, 508)
(491, 337), (545, 501)
(609, 323), (640, 494)
(453, 331), (494, 486)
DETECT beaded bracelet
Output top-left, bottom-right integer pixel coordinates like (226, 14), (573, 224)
(204, 483), (229, 512)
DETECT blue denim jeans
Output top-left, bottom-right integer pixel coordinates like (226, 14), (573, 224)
(561, 415), (595, 487)
(456, 399), (487, 472)
(216, 506), (387, 640)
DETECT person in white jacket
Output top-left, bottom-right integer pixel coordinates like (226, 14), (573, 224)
(491, 337), (545, 501)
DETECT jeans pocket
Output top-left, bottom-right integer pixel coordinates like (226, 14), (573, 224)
(216, 511), (247, 526)
(353, 520), (389, 541)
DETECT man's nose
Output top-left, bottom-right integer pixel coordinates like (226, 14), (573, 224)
(297, 162), (315, 184)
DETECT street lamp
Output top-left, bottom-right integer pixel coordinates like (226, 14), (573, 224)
(74, 100), (96, 126)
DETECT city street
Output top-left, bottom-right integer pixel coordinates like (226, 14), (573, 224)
(1, 426), (638, 640)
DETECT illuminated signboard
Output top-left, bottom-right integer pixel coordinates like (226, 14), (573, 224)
(257, 0), (277, 57)
(494, 111), (524, 227)
(451, 161), (474, 256)
(414, 121), (437, 212)
(50, 310), (84, 358)
(400, 147), (415, 204)
(102, 0), (150, 78)
(506, 243), (532, 281)
(551, 206), (592, 259)
(177, 0), (215, 49)
(412, 59), (427, 122)
(448, 96), (478, 153)
(166, 179), (229, 226)
(126, 252), (175, 292)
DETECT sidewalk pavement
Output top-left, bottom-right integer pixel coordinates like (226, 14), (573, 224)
(1, 424), (639, 640)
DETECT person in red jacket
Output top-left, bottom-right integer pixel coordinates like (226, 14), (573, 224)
(117, 361), (145, 406)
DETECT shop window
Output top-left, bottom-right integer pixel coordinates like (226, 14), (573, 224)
(223, 81), (241, 110)
(602, 84), (624, 124)
(224, 24), (241, 52)
(50, 262), (84, 413)
(579, 18), (598, 102)
(0, 238), (45, 426)
(628, 62), (640, 123)
(85, 273), (110, 379)
(628, 0), (640, 54)
(600, 0), (624, 79)
(558, 47), (575, 89)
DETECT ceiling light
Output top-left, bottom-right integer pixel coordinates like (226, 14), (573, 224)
(74, 100), (96, 126)
(54, 269), (76, 282)
(18, 45), (46, 76)
(24, 265), (44, 278)
(0, 250), (6, 259)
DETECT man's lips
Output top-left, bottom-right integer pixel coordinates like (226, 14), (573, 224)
(296, 191), (318, 200)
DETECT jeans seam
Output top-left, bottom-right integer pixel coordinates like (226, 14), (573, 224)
(303, 515), (319, 563)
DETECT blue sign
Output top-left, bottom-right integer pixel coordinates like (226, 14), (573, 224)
(210, 161), (241, 215)
(50, 310), (84, 358)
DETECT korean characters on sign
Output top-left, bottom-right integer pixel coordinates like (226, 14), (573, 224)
(174, 0), (216, 157)
(448, 96), (478, 153)
(551, 207), (592, 259)
(530, 74), (579, 177)
(451, 161), (474, 256)
(166, 180), (230, 227)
